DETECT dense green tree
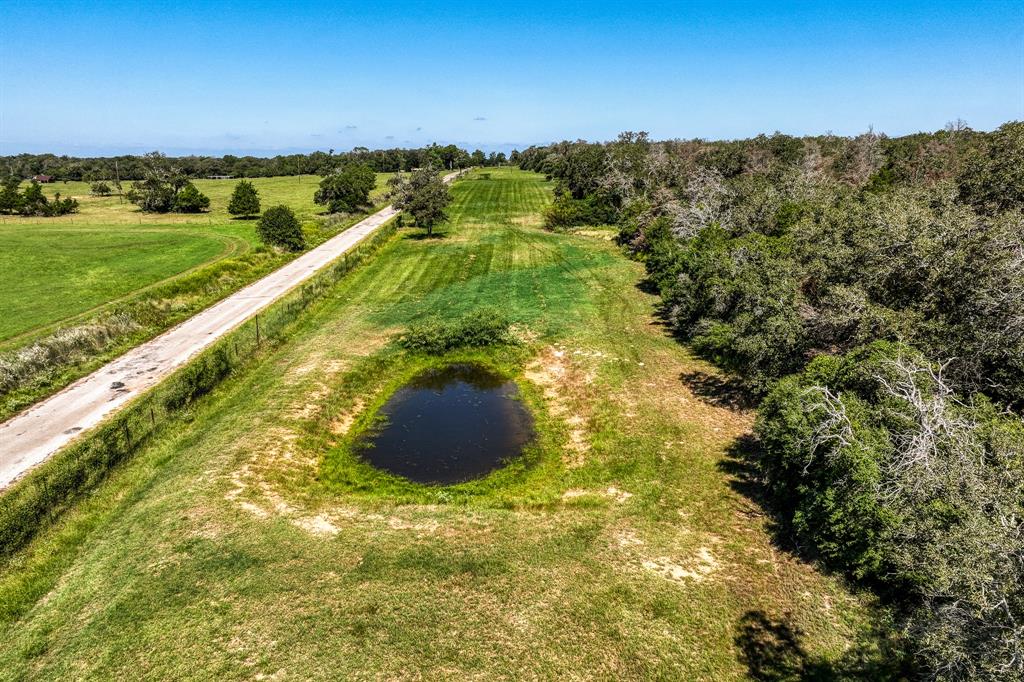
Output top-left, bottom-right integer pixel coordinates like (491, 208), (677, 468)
(0, 176), (23, 214)
(256, 205), (304, 251)
(125, 152), (210, 213)
(313, 162), (375, 213)
(958, 120), (1024, 214)
(19, 182), (48, 216)
(173, 182), (210, 213)
(757, 342), (1024, 679)
(388, 168), (451, 236)
(227, 180), (260, 217)
(126, 152), (186, 212)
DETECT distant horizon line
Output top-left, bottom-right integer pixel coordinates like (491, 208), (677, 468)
(1, 119), (1016, 159)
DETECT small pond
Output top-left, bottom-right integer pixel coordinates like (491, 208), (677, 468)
(354, 363), (534, 485)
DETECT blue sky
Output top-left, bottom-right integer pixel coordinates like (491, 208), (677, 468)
(1, 0), (1021, 155)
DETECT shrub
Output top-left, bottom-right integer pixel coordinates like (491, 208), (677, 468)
(90, 181), (112, 196)
(12, 182), (78, 216)
(0, 314), (140, 395)
(173, 182), (210, 213)
(19, 181), (48, 215)
(256, 205), (305, 251)
(227, 179), (260, 217)
(543, 189), (616, 229)
(398, 309), (515, 354)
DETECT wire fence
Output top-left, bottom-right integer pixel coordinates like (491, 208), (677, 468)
(0, 217), (400, 558)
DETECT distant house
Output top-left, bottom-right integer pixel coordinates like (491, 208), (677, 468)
(32, 174), (54, 183)
(206, 175), (233, 180)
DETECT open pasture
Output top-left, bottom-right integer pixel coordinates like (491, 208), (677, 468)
(0, 174), (393, 345)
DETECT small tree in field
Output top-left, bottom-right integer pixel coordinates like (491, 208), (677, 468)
(227, 180), (260, 218)
(257, 205), (305, 251)
(389, 167), (451, 236)
(0, 176), (24, 214)
(173, 182), (211, 213)
(20, 182), (47, 215)
(90, 181), (112, 196)
(314, 162), (375, 213)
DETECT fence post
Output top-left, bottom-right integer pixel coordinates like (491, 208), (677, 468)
(123, 421), (132, 448)
(150, 405), (156, 428)
(255, 314), (261, 346)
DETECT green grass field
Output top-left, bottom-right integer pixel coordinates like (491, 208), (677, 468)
(17, 174), (393, 224)
(0, 173), (397, 422)
(0, 175), (395, 344)
(0, 168), (885, 679)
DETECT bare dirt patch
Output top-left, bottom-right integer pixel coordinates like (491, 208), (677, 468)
(572, 229), (617, 240)
(329, 398), (365, 436)
(640, 546), (721, 584)
(524, 346), (594, 467)
(561, 486), (633, 504)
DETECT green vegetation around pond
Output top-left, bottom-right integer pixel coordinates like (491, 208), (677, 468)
(0, 168), (889, 679)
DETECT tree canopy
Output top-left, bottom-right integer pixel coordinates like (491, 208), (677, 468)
(314, 162), (376, 214)
(256, 205), (304, 251)
(125, 152), (210, 213)
(227, 180), (261, 217)
(522, 120), (1024, 679)
(388, 168), (452, 236)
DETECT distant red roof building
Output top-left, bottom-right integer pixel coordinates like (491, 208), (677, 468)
(33, 174), (54, 183)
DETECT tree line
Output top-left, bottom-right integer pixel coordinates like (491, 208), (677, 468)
(520, 121), (1024, 680)
(1, 144), (508, 183)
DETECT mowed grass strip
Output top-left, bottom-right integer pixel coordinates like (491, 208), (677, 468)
(0, 168), (886, 680)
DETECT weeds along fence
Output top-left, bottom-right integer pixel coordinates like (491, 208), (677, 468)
(0, 218), (401, 559)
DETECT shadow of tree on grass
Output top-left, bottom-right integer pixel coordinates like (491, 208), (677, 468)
(403, 230), (448, 241)
(680, 369), (755, 410)
(736, 610), (909, 681)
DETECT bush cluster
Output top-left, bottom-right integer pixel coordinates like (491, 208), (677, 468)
(397, 309), (516, 354)
(257, 205), (305, 251)
(0, 177), (79, 216)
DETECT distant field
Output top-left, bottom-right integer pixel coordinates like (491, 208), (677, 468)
(0, 174), (393, 344)
(15, 174), (394, 225)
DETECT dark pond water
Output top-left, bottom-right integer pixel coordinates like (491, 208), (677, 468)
(354, 364), (534, 485)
